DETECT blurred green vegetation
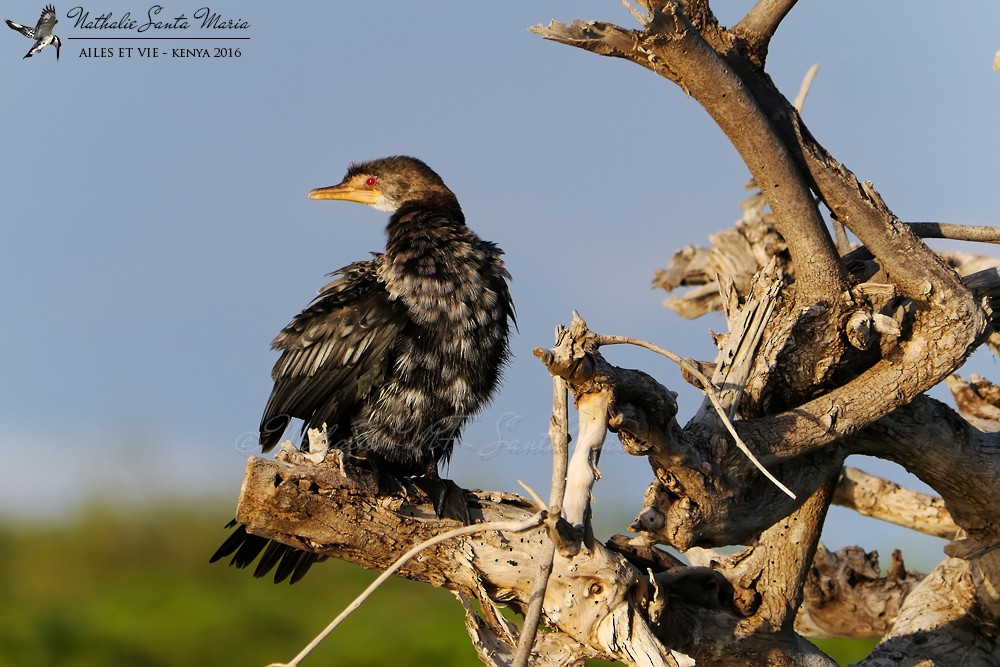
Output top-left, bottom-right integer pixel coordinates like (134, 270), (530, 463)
(0, 502), (875, 666)
(1, 502), (479, 667)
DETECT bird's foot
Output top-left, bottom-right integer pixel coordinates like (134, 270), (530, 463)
(412, 477), (472, 525)
(363, 457), (409, 498)
(358, 457), (471, 522)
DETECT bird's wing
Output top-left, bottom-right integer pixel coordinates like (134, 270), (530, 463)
(33, 5), (56, 38)
(24, 40), (47, 59)
(259, 257), (403, 451)
(5, 19), (33, 38)
(484, 240), (517, 331)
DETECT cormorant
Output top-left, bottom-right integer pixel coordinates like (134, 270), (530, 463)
(5, 5), (61, 60)
(211, 156), (514, 583)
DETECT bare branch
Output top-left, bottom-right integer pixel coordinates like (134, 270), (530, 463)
(737, 307), (986, 461)
(597, 333), (795, 498)
(512, 377), (570, 667)
(832, 467), (960, 540)
(620, 0), (651, 26)
(538, 313), (836, 550)
(237, 457), (681, 667)
(654, 213), (787, 319)
(531, 11), (850, 303)
(947, 373), (1000, 431)
(459, 591), (594, 666)
(848, 395), (1000, 560)
(728, 145), (989, 460)
(239, 455), (914, 665)
(548, 377), (571, 511)
(831, 217), (852, 256)
(532, 313), (1000, 565)
(654, 480), (841, 666)
(732, 0), (800, 65)
(908, 222), (1000, 244)
(728, 477), (837, 634)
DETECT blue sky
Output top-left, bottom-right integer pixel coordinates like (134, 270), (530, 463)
(2, 1), (998, 564)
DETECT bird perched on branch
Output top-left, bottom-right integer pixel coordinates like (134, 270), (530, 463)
(211, 156), (515, 583)
(5, 5), (61, 60)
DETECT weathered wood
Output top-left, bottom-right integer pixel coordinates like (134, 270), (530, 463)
(860, 551), (1000, 667)
(529, 0), (1000, 657)
(948, 373), (1000, 432)
(511, 376), (570, 667)
(832, 467), (960, 540)
(236, 455), (904, 666)
(236, 455), (686, 667)
(795, 546), (922, 639)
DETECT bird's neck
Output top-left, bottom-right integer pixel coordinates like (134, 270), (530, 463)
(379, 206), (490, 327)
(389, 193), (464, 226)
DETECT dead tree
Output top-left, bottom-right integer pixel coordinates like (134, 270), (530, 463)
(233, 2), (1000, 665)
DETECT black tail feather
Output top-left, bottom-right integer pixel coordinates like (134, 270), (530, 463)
(273, 545), (306, 584)
(230, 530), (270, 569)
(290, 552), (320, 584)
(209, 519), (320, 584)
(253, 540), (288, 579)
(208, 520), (249, 563)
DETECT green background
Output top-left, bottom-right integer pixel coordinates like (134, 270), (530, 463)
(0, 502), (877, 666)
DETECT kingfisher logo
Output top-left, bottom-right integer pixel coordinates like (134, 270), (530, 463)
(5, 5), (251, 62)
(5, 5), (62, 60)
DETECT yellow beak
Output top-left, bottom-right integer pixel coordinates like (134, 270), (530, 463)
(308, 183), (380, 205)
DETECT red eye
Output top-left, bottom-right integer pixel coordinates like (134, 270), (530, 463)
(365, 177), (378, 188)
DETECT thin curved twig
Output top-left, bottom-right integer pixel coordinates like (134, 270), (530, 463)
(268, 514), (546, 667)
(597, 334), (796, 499)
(517, 480), (547, 511)
(511, 376), (570, 667)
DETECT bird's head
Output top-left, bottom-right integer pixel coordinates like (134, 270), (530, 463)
(308, 156), (459, 215)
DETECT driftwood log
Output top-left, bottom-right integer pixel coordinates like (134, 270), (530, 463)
(232, 1), (1000, 665)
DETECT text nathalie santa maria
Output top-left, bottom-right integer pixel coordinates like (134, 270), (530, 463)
(67, 5), (250, 32)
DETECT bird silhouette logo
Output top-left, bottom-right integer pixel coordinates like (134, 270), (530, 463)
(5, 5), (61, 60)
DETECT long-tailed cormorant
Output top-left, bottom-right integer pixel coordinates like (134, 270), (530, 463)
(211, 156), (514, 583)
